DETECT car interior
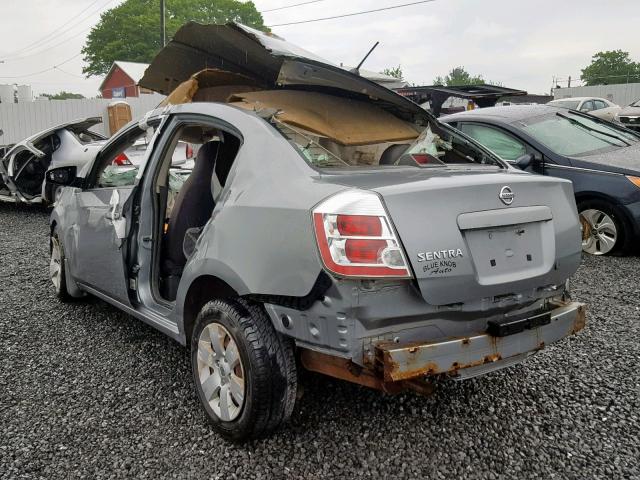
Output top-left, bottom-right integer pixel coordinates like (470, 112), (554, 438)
(11, 134), (61, 198)
(9, 125), (105, 200)
(153, 123), (241, 302)
(273, 118), (500, 169)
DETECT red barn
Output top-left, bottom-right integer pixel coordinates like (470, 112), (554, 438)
(99, 61), (151, 99)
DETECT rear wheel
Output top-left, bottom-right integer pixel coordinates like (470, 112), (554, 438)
(191, 299), (297, 442)
(50, 233), (71, 301)
(578, 200), (628, 255)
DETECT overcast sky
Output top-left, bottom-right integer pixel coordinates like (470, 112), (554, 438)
(1, 0), (639, 98)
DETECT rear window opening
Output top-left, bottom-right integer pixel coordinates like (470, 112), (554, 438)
(272, 116), (502, 170)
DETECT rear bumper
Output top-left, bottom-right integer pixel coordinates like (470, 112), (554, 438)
(376, 300), (586, 382)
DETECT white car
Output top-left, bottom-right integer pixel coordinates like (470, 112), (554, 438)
(0, 117), (106, 204)
(548, 97), (621, 122)
(0, 116), (194, 204)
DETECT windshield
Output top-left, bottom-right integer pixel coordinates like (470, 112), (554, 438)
(272, 117), (502, 170)
(550, 100), (580, 110)
(515, 111), (639, 156)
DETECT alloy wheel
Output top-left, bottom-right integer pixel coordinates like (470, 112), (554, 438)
(197, 322), (245, 421)
(50, 236), (62, 291)
(580, 208), (617, 255)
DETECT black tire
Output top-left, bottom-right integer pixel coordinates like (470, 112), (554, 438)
(577, 199), (630, 256)
(50, 232), (72, 302)
(191, 298), (297, 442)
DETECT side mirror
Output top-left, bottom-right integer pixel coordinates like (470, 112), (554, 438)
(514, 153), (534, 170)
(47, 166), (81, 187)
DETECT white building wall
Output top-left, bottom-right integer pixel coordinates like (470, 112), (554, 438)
(0, 94), (164, 146)
(16, 85), (33, 103)
(553, 83), (640, 107)
(0, 85), (14, 105)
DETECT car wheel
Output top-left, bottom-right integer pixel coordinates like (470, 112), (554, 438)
(578, 200), (628, 255)
(50, 233), (71, 301)
(191, 299), (297, 442)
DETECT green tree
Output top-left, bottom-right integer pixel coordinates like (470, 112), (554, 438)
(382, 65), (403, 80)
(580, 50), (640, 86)
(82, 0), (266, 77)
(42, 91), (85, 100)
(433, 66), (487, 86)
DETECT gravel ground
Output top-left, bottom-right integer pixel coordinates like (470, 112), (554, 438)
(1, 202), (639, 480)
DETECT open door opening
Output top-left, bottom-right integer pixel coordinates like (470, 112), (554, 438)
(150, 122), (241, 302)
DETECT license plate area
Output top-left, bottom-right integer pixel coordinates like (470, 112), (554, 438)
(463, 221), (555, 285)
(487, 310), (551, 337)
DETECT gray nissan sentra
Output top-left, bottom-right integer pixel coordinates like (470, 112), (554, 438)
(46, 22), (586, 441)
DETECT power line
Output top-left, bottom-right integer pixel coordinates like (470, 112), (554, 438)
(3, 26), (93, 62)
(263, 0), (327, 13)
(268, 0), (436, 27)
(0, 53), (82, 79)
(7, 0), (104, 57)
(54, 66), (86, 79)
(1, 0), (117, 61)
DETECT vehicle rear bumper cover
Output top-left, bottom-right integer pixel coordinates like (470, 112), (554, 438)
(376, 300), (585, 382)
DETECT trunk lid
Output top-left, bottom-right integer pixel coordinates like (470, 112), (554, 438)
(323, 168), (581, 305)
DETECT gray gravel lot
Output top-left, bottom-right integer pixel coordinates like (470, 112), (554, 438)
(1, 202), (639, 480)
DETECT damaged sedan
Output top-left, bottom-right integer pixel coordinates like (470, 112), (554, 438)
(47, 22), (586, 441)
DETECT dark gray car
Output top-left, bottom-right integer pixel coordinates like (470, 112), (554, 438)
(46, 22), (585, 441)
(442, 105), (640, 255)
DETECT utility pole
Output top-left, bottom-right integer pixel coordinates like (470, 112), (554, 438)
(160, 0), (166, 47)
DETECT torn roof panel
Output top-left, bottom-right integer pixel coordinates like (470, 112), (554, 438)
(139, 22), (430, 124)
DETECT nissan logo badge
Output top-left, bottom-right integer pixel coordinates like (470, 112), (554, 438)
(499, 186), (514, 205)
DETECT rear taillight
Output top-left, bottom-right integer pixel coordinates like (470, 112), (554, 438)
(312, 190), (411, 278)
(185, 143), (194, 159)
(113, 153), (131, 166)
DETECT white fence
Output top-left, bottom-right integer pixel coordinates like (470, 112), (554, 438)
(0, 94), (165, 146)
(553, 83), (640, 107)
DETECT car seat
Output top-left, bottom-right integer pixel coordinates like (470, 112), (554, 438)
(162, 140), (220, 298)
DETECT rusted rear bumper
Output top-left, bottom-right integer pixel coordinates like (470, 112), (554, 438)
(377, 301), (586, 382)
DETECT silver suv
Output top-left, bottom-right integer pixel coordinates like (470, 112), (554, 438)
(47, 22), (585, 441)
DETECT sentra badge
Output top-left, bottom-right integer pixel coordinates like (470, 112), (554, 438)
(417, 249), (464, 262)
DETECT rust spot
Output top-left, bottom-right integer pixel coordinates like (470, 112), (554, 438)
(408, 346), (418, 354)
(461, 338), (471, 346)
(570, 306), (587, 335)
(484, 353), (501, 363)
(300, 349), (385, 391)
